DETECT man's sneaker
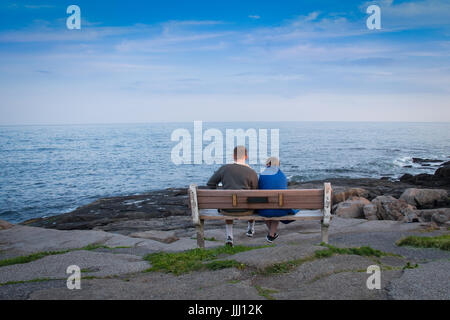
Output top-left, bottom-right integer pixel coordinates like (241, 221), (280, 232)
(246, 229), (254, 237)
(266, 233), (279, 243)
(225, 236), (234, 247)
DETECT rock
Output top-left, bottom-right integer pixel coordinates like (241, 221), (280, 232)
(0, 251), (149, 284)
(414, 209), (438, 222)
(399, 165), (450, 187)
(0, 220), (14, 230)
(333, 197), (371, 219)
(412, 158), (443, 163)
(430, 209), (450, 226)
(129, 230), (179, 244)
(332, 188), (370, 204)
(399, 173), (414, 182)
(371, 196), (416, 221)
(415, 208), (450, 226)
(388, 260), (450, 300)
(363, 203), (379, 221)
(435, 165), (450, 179)
(224, 243), (322, 270)
(400, 188), (448, 208)
(403, 211), (422, 223)
(20, 188), (191, 231)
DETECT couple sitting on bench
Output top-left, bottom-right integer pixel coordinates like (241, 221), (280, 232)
(207, 145), (298, 246)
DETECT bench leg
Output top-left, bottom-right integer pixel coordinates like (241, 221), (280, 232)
(196, 219), (205, 249)
(321, 223), (329, 244)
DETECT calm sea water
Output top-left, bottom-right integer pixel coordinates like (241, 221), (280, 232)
(0, 122), (449, 223)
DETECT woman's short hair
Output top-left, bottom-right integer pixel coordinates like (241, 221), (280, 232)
(266, 156), (280, 167)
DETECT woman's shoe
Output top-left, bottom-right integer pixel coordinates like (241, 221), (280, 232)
(266, 233), (279, 243)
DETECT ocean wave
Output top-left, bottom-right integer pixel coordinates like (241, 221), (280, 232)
(393, 156), (413, 167)
(393, 156), (446, 169)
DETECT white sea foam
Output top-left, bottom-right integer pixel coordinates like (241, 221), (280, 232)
(393, 156), (413, 167)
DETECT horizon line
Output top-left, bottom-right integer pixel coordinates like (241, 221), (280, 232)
(1, 120), (450, 127)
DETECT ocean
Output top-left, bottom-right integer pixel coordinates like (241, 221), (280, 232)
(0, 122), (449, 223)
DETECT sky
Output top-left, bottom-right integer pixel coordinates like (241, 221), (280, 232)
(0, 0), (449, 124)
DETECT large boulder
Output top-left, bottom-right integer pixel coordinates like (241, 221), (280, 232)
(332, 188), (370, 205)
(0, 219), (14, 230)
(399, 164), (450, 187)
(371, 196), (416, 221)
(363, 203), (379, 221)
(414, 208), (450, 226)
(400, 188), (448, 208)
(333, 197), (371, 219)
(431, 211), (450, 226)
(435, 164), (450, 179)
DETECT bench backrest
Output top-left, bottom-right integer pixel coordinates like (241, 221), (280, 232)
(193, 188), (327, 210)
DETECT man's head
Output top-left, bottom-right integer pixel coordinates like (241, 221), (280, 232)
(233, 145), (248, 162)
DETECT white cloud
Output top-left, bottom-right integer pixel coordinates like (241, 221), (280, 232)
(23, 4), (55, 9)
(1, 2), (449, 123)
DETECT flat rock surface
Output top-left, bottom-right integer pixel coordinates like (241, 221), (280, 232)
(225, 243), (322, 269)
(1, 216), (449, 300)
(129, 230), (179, 243)
(28, 269), (263, 300)
(387, 260), (450, 300)
(0, 225), (220, 260)
(272, 270), (403, 300)
(328, 230), (450, 262)
(0, 250), (149, 284)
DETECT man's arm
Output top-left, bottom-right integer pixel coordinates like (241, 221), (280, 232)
(207, 166), (223, 189)
(250, 171), (259, 189)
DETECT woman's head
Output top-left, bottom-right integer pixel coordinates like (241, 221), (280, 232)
(266, 156), (280, 167)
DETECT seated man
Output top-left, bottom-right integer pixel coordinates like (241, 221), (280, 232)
(207, 145), (258, 246)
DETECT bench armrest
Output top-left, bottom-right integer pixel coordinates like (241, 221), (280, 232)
(189, 184), (200, 226)
(322, 182), (332, 226)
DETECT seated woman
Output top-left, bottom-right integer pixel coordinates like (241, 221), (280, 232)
(258, 157), (298, 243)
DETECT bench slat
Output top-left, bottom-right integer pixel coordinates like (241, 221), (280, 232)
(199, 210), (325, 221)
(197, 189), (323, 197)
(198, 202), (324, 210)
(197, 195), (323, 203)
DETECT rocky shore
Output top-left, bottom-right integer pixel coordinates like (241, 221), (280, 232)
(1, 162), (449, 300)
(21, 162), (450, 236)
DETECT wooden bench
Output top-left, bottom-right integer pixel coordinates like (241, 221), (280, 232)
(188, 183), (332, 248)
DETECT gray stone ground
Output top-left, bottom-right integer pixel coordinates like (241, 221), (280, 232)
(0, 217), (449, 300)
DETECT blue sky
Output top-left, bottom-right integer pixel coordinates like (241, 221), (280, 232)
(0, 0), (449, 124)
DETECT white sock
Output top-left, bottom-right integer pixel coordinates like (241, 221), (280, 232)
(226, 223), (233, 239)
(247, 221), (255, 232)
